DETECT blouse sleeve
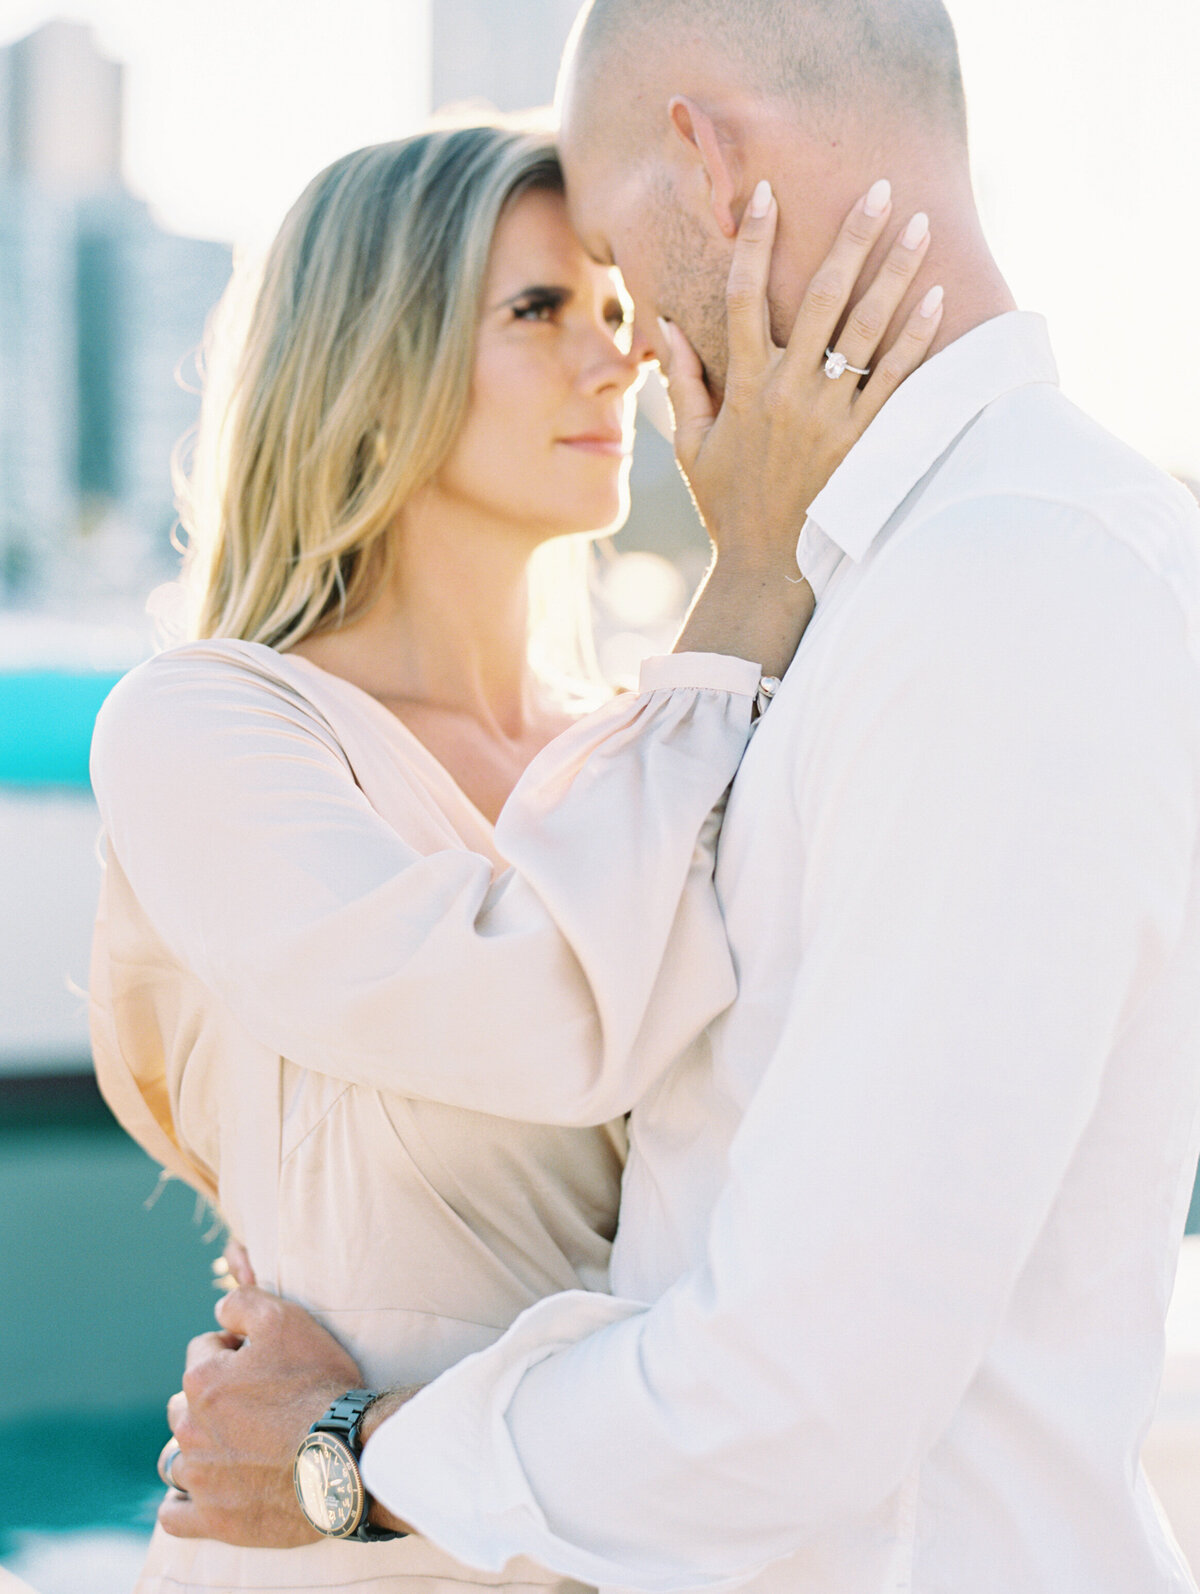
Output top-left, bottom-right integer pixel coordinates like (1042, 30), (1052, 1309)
(90, 645), (760, 1126)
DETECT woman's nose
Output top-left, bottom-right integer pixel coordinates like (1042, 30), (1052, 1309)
(583, 327), (653, 396)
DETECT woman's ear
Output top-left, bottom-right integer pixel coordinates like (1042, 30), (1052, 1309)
(667, 96), (741, 239)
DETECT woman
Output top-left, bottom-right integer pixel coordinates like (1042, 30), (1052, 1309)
(89, 124), (939, 1592)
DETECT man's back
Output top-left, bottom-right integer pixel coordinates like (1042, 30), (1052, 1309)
(613, 313), (1200, 1590)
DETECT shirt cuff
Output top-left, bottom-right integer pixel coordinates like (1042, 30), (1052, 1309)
(360, 1292), (645, 1582)
(638, 653), (762, 697)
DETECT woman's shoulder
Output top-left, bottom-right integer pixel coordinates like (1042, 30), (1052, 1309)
(91, 637), (347, 795)
(113, 635), (304, 690)
(98, 637), (330, 727)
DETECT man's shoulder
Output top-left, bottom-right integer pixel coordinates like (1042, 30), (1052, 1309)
(923, 383), (1199, 558)
(878, 385), (1200, 652)
(807, 436), (1200, 708)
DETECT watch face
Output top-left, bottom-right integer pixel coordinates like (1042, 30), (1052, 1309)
(294, 1433), (365, 1538)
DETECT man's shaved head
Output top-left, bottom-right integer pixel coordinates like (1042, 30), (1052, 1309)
(564, 0), (967, 148)
(556, 0), (1001, 397)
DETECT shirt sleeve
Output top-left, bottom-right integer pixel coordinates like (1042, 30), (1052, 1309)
(360, 503), (1200, 1588)
(90, 646), (760, 1126)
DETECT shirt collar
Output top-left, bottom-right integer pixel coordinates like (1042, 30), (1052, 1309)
(803, 311), (1060, 565)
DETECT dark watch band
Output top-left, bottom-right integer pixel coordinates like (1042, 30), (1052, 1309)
(311, 1389), (407, 1542)
(309, 1388), (378, 1451)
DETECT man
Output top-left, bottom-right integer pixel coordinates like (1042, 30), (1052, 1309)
(161, 1), (1200, 1587)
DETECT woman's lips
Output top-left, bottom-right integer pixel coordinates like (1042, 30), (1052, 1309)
(557, 434), (630, 457)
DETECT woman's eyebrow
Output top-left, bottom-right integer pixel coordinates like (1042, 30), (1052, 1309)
(489, 282), (574, 312)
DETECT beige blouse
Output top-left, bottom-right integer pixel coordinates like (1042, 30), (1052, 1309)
(89, 639), (760, 1594)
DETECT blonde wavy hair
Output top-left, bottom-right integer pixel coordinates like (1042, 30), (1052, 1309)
(175, 123), (605, 693)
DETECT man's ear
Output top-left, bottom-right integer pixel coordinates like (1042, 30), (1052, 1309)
(667, 96), (740, 239)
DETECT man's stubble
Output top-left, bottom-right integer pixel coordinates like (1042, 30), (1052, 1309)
(651, 175), (733, 400)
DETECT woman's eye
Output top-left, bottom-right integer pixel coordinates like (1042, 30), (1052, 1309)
(512, 295), (563, 323)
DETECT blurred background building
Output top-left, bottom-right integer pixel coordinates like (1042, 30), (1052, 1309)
(0, 21), (231, 606)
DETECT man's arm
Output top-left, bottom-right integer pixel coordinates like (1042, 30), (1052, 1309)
(350, 506), (1200, 1587)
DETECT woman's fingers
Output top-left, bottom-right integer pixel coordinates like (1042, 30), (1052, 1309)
(828, 209), (933, 375)
(723, 179), (780, 393)
(783, 179), (894, 373)
(853, 283), (945, 429)
(658, 317), (715, 475)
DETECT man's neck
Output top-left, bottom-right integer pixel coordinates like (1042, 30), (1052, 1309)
(892, 200), (1017, 360)
(769, 123), (1018, 361)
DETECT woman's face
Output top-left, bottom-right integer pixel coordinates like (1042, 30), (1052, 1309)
(433, 185), (651, 542)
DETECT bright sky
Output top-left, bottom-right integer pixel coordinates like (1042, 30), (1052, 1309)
(2, 0), (1197, 476)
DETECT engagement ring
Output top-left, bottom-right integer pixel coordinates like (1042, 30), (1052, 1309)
(824, 348), (870, 380)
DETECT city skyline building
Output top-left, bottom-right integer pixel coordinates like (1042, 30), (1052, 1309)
(0, 19), (231, 602)
(0, 17), (122, 193)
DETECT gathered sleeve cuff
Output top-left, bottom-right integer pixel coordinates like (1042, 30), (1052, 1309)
(637, 652), (761, 696)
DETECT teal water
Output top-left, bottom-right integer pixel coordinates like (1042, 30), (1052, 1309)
(0, 1410), (164, 1538)
(0, 670), (125, 789)
(0, 1094), (223, 1579)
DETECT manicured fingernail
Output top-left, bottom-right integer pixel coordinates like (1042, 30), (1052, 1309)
(901, 212), (930, 250)
(749, 179), (773, 219)
(863, 178), (892, 218)
(920, 284), (944, 317)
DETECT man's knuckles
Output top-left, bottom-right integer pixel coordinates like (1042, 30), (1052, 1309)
(166, 1389), (188, 1432)
(158, 1494), (206, 1539)
(181, 1354), (223, 1406)
(184, 1328), (232, 1371)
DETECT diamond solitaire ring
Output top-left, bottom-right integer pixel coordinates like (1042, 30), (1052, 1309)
(824, 348), (871, 380)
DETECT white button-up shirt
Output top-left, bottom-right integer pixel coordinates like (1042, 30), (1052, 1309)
(364, 313), (1200, 1594)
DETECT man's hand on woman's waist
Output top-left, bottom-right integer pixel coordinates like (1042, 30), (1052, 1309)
(158, 1285), (416, 1546)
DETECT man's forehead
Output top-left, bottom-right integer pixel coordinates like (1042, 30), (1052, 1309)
(557, 135), (627, 263)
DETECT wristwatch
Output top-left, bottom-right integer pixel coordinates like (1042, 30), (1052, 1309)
(293, 1389), (407, 1541)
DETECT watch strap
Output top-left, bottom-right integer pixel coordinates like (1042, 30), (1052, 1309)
(309, 1388), (378, 1452)
(311, 1389), (407, 1542)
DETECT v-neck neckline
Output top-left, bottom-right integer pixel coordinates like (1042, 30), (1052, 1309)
(266, 644), (500, 837)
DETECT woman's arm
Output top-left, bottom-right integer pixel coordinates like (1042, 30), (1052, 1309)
(93, 642), (757, 1127)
